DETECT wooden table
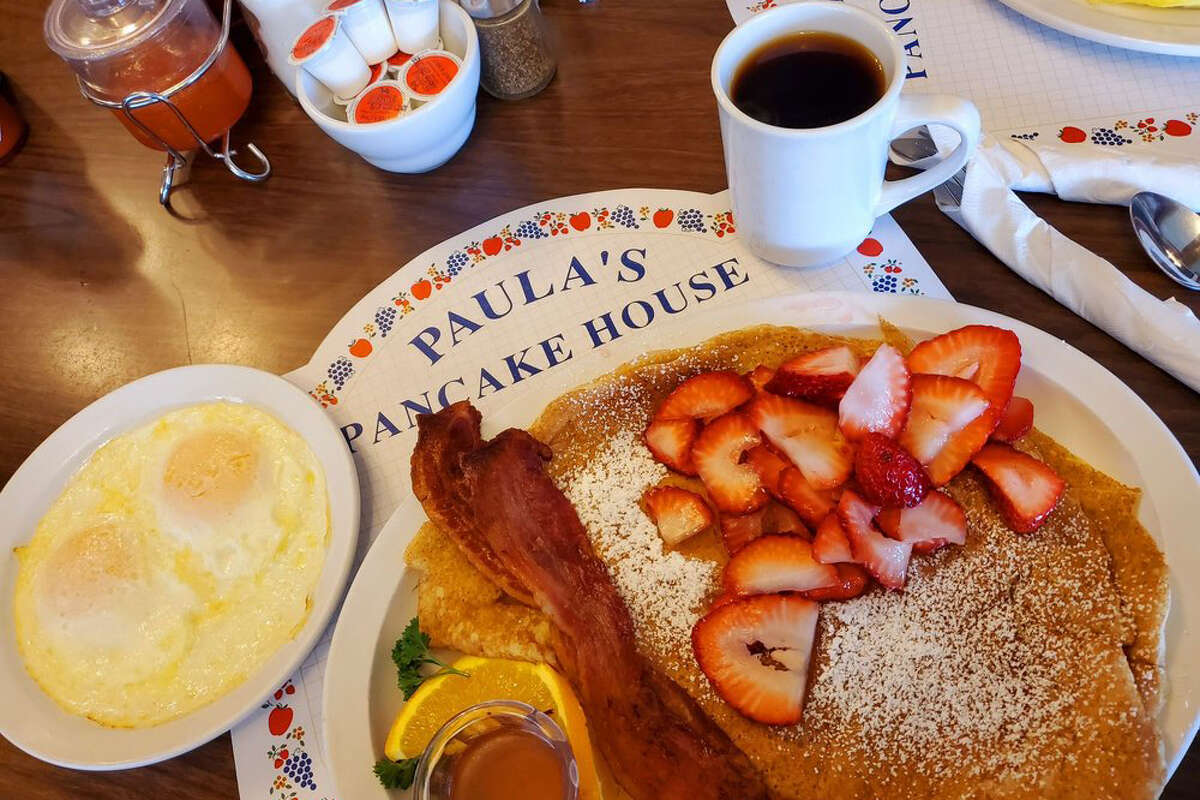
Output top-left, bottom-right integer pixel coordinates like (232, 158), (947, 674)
(1, 0), (1195, 796)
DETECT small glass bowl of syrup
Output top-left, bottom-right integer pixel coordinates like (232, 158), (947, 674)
(414, 700), (579, 800)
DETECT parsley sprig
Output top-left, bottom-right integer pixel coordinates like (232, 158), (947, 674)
(372, 618), (471, 790)
(392, 617), (470, 699)
(373, 757), (418, 789)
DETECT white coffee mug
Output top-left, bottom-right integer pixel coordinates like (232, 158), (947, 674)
(712, 1), (980, 267)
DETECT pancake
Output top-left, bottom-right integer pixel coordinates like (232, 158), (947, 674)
(405, 323), (1167, 800)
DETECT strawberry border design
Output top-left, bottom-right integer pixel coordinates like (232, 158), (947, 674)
(260, 681), (331, 800)
(1012, 112), (1198, 147)
(308, 202), (921, 408)
(309, 204), (737, 407)
(861, 258), (920, 295)
(744, 0), (776, 13)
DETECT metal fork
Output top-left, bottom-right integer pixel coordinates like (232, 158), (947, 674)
(890, 127), (966, 207)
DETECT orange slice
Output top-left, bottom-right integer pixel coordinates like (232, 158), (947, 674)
(384, 656), (606, 799)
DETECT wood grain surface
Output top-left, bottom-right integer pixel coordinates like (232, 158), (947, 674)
(0, 0), (1195, 796)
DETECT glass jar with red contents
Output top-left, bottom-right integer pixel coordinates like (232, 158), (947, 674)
(44, 0), (252, 152)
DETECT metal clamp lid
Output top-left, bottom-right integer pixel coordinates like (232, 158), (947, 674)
(458, 0), (525, 20)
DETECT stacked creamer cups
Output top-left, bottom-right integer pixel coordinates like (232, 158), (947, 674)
(288, 0), (461, 123)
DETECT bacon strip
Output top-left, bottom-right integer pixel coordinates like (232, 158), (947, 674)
(410, 402), (534, 605)
(412, 402), (767, 800)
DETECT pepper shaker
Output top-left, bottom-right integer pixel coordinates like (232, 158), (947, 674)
(459, 0), (556, 100)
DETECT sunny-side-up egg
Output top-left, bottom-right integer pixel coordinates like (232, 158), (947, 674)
(12, 402), (329, 728)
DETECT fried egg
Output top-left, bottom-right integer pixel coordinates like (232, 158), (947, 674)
(13, 402), (329, 728)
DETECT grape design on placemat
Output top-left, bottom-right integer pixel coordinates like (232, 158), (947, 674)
(678, 208), (708, 233)
(1091, 127), (1132, 147)
(611, 205), (639, 228)
(515, 219), (548, 239)
(282, 750), (316, 791)
(446, 250), (469, 276)
(374, 305), (398, 337)
(327, 356), (354, 390)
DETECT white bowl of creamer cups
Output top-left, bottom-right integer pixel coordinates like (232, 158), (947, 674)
(296, 0), (479, 173)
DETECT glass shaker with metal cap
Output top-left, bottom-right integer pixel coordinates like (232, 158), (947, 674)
(459, 0), (555, 100)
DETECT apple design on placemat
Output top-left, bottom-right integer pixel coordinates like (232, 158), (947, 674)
(411, 280), (433, 300)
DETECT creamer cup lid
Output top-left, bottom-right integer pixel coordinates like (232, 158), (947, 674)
(368, 61), (387, 83)
(403, 51), (459, 98)
(386, 50), (413, 68)
(290, 16), (338, 63)
(326, 0), (362, 10)
(350, 81), (409, 124)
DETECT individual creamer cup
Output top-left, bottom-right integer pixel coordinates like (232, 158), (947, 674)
(346, 80), (412, 124)
(382, 0), (440, 55)
(384, 49), (413, 78)
(332, 60), (388, 105)
(289, 15), (371, 101)
(325, 0), (398, 65)
(398, 49), (461, 105)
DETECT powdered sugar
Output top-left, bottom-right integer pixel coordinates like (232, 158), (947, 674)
(561, 429), (718, 655)
(801, 490), (1121, 782)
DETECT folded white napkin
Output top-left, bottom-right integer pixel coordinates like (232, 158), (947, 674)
(937, 135), (1200, 394)
(985, 137), (1200, 210)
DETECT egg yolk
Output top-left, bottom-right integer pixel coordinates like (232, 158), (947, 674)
(162, 430), (259, 518)
(39, 523), (144, 619)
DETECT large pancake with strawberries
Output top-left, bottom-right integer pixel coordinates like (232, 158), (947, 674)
(405, 323), (1168, 800)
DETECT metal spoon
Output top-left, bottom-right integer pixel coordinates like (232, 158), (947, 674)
(1129, 192), (1200, 291)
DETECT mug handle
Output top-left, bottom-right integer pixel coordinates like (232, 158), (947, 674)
(873, 94), (981, 217)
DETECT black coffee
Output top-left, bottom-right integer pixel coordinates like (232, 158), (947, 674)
(731, 32), (886, 129)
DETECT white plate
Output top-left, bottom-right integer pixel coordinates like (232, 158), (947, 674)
(321, 292), (1199, 799)
(0, 365), (360, 770)
(997, 0), (1200, 57)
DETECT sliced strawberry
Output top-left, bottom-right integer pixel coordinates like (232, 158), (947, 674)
(744, 365), (777, 395)
(723, 535), (839, 597)
(644, 417), (699, 475)
(812, 512), (853, 564)
(899, 374), (996, 486)
(778, 467), (837, 528)
(709, 591), (738, 609)
(692, 594), (819, 725)
(692, 413), (769, 514)
(744, 444), (790, 497)
(992, 396), (1034, 443)
(838, 344), (911, 441)
(719, 502), (807, 555)
(837, 490), (911, 590)
(765, 346), (860, 406)
(908, 325), (1021, 416)
(971, 443), (1065, 533)
(656, 371), (753, 421)
(642, 485), (714, 546)
(854, 432), (931, 508)
(799, 563), (870, 601)
(876, 490), (966, 554)
(746, 394), (854, 490)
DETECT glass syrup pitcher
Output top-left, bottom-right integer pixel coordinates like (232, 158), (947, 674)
(44, 0), (269, 207)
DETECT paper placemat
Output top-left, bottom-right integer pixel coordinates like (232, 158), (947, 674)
(230, 188), (949, 799)
(727, 0), (1200, 153)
